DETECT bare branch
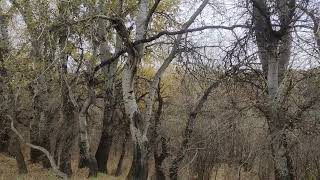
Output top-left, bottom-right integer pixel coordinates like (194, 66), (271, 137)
(8, 115), (68, 180)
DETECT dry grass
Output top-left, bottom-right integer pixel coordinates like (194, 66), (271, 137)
(0, 153), (259, 180)
(0, 153), (129, 180)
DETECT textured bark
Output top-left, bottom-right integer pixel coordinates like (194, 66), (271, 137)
(115, 130), (129, 177)
(58, 33), (75, 177)
(94, 0), (122, 173)
(126, 143), (149, 180)
(122, 63), (150, 180)
(78, 63), (98, 177)
(252, 0), (295, 179)
(95, 41), (117, 172)
(152, 84), (168, 180)
(0, 7), (10, 153)
(111, 0), (211, 179)
(8, 92), (28, 174)
(79, 104), (98, 177)
(9, 132), (28, 174)
(52, 2), (77, 176)
(118, 1), (150, 179)
(154, 136), (168, 180)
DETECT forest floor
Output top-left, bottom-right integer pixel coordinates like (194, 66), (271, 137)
(0, 153), (258, 180)
(0, 153), (128, 180)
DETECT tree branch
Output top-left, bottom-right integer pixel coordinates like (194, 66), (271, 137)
(8, 115), (68, 180)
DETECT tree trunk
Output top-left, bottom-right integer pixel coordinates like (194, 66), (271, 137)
(271, 134), (294, 180)
(94, 43), (117, 172)
(152, 84), (168, 180)
(79, 117), (98, 177)
(252, 1), (295, 179)
(95, 131), (113, 173)
(78, 68), (98, 177)
(154, 137), (168, 180)
(0, 6), (10, 154)
(94, 0), (122, 173)
(8, 109), (28, 174)
(115, 129), (129, 177)
(9, 132), (28, 174)
(58, 33), (75, 177)
(267, 110), (294, 180)
(122, 56), (150, 180)
(127, 143), (149, 180)
(118, 0), (150, 179)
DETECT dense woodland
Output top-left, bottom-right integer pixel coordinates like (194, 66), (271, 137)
(0, 0), (320, 179)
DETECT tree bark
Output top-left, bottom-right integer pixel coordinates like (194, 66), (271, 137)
(154, 136), (168, 180)
(152, 83), (168, 180)
(95, 42), (117, 172)
(7, 90), (28, 174)
(9, 132), (28, 174)
(252, 1), (295, 179)
(118, 1), (150, 179)
(57, 33), (76, 177)
(0, 6), (10, 153)
(78, 62), (98, 177)
(94, 0), (122, 173)
(115, 129), (129, 177)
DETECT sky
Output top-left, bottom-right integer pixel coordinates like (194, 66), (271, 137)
(2, 0), (320, 71)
